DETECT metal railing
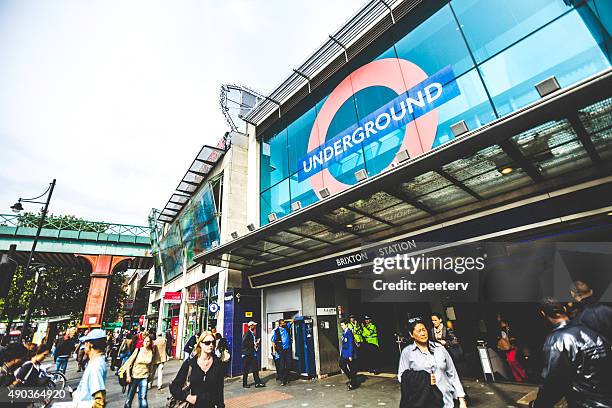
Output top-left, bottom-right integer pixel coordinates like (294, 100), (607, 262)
(0, 213), (151, 239)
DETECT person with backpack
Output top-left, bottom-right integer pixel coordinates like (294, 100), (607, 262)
(14, 344), (51, 387)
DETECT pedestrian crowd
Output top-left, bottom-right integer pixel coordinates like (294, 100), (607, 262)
(0, 278), (610, 407)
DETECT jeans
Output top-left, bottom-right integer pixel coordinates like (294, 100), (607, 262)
(55, 356), (69, 374)
(124, 378), (148, 408)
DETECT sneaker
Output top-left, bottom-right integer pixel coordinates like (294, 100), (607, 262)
(255, 383), (266, 388)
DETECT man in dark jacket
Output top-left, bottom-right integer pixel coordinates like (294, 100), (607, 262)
(531, 298), (612, 408)
(184, 332), (198, 360)
(241, 321), (264, 389)
(54, 327), (77, 374)
(570, 280), (612, 342)
(339, 319), (358, 390)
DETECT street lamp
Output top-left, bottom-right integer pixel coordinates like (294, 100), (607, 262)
(10, 179), (56, 341)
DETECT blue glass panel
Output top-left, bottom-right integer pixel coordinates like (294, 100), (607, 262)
(451, 0), (571, 63)
(579, 0), (612, 61)
(180, 183), (221, 266)
(159, 222), (183, 282)
(260, 129), (289, 191)
(429, 69), (497, 147)
(260, 179), (290, 226)
(357, 86), (404, 176)
(289, 172), (321, 210)
(317, 92), (367, 185)
(287, 106), (318, 176)
(593, 0), (612, 37)
(479, 10), (611, 117)
(394, 4), (474, 77)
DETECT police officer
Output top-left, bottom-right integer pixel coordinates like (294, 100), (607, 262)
(361, 315), (380, 374)
(271, 319), (292, 386)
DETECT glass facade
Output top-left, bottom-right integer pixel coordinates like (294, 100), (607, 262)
(159, 182), (221, 281)
(260, 0), (611, 226)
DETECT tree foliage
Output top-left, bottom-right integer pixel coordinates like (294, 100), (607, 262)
(1, 264), (127, 323)
(17, 211), (109, 233)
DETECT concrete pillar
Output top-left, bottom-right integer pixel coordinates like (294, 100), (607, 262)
(77, 254), (132, 327)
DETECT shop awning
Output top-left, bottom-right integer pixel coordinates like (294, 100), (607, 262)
(194, 70), (612, 278)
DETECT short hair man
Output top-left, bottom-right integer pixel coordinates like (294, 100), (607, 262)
(570, 280), (612, 342)
(339, 319), (358, 390)
(530, 298), (612, 407)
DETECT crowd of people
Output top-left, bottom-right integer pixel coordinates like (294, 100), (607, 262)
(0, 278), (610, 407)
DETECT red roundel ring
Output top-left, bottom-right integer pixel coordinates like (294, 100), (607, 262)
(308, 58), (439, 197)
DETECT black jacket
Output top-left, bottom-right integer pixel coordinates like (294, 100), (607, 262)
(241, 330), (257, 356)
(399, 369), (443, 408)
(55, 336), (76, 357)
(184, 335), (197, 354)
(532, 320), (612, 408)
(573, 296), (612, 343)
(170, 356), (225, 408)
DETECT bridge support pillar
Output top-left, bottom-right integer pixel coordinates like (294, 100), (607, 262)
(77, 255), (132, 327)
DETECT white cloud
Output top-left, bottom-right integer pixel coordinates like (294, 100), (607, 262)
(0, 0), (362, 225)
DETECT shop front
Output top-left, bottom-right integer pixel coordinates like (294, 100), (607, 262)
(195, 0), (611, 382)
(186, 276), (220, 337)
(162, 291), (182, 358)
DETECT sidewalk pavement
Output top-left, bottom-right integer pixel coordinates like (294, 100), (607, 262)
(56, 356), (540, 407)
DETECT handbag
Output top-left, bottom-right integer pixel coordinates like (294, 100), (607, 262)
(166, 364), (193, 408)
(497, 336), (512, 351)
(221, 349), (230, 363)
(118, 348), (140, 387)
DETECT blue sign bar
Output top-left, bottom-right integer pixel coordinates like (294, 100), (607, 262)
(297, 65), (460, 182)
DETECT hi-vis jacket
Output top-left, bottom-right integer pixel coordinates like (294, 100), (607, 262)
(362, 323), (379, 347)
(347, 322), (363, 344)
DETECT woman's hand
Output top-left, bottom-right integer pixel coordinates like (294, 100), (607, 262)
(126, 375), (131, 384)
(186, 394), (197, 405)
(459, 397), (468, 408)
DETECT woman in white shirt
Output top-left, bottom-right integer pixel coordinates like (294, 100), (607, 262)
(398, 317), (467, 408)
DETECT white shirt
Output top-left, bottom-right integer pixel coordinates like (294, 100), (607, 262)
(398, 342), (465, 408)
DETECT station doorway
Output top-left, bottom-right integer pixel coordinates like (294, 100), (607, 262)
(346, 290), (549, 382)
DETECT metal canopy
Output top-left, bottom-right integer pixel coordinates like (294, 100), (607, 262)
(158, 144), (226, 223)
(194, 70), (612, 275)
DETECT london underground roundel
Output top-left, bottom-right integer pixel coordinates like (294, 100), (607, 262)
(297, 58), (459, 198)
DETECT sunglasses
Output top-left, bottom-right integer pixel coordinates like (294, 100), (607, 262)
(201, 340), (215, 346)
(408, 317), (423, 324)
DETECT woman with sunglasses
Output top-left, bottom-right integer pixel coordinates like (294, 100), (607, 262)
(170, 331), (225, 407)
(398, 317), (467, 408)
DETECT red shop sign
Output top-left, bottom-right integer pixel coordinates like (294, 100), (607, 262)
(164, 291), (182, 304)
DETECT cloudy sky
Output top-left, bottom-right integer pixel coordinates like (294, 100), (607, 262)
(0, 0), (361, 225)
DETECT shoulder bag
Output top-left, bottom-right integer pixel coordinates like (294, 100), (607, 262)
(167, 363), (193, 408)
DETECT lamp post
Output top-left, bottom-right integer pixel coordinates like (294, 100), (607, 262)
(10, 179), (56, 341)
